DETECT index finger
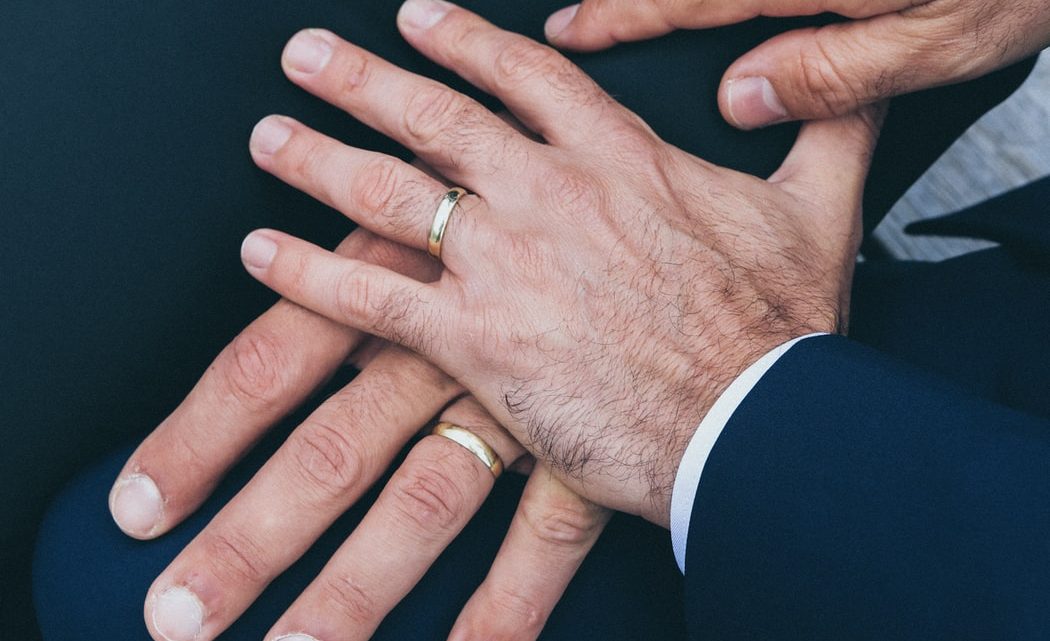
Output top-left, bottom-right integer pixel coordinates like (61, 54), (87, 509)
(397, 0), (634, 147)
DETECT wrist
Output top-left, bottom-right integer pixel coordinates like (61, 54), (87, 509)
(665, 333), (825, 561)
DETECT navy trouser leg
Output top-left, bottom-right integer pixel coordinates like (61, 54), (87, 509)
(34, 435), (687, 640)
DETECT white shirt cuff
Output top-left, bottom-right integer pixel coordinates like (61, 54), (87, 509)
(669, 333), (826, 573)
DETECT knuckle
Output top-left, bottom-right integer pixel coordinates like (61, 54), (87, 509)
(603, 121), (668, 176)
(493, 39), (562, 89)
(797, 33), (869, 115)
(332, 271), (420, 346)
(403, 86), (465, 148)
(379, 296), (429, 351)
(388, 453), (471, 533)
(333, 266), (374, 321)
(318, 574), (379, 626)
(352, 162), (437, 244)
(521, 495), (602, 547)
(288, 420), (366, 503)
(201, 529), (270, 586)
(347, 356), (454, 419)
(539, 166), (605, 220)
(327, 380), (393, 428)
(482, 585), (546, 636)
(220, 329), (290, 410)
(351, 157), (402, 216)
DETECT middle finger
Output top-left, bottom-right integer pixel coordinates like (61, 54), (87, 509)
(279, 28), (533, 189)
(265, 397), (526, 641)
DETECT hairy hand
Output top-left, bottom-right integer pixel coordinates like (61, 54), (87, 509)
(240, 0), (883, 528)
(543, 0), (1050, 128)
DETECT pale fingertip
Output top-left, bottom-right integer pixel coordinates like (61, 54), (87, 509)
(283, 29), (334, 75)
(273, 634), (321, 641)
(724, 76), (789, 130)
(398, 0), (455, 31)
(150, 586), (205, 641)
(241, 231), (278, 271)
(250, 116), (293, 157)
(545, 4), (580, 41)
(109, 473), (164, 539)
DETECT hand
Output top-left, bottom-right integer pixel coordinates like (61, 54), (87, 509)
(238, 0), (883, 527)
(110, 226), (610, 641)
(542, 0), (1050, 128)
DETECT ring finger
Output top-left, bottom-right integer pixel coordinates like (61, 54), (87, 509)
(265, 397), (525, 641)
(249, 116), (485, 271)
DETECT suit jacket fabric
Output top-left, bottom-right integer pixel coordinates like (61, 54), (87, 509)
(684, 177), (1050, 640)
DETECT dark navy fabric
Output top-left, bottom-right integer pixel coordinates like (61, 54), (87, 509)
(684, 178), (1050, 640)
(907, 178), (1050, 270)
(5, 0), (1040, 637)
(34, 442), (686, 641)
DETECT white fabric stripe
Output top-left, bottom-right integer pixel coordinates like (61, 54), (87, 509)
(669, 333), (826, 573)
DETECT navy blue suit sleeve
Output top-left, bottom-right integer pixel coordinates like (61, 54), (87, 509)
(683, 334), (1050, 640)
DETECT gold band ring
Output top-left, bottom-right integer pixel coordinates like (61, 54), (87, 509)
(427, 187), (467, 260)
(431, 422), (504, 479)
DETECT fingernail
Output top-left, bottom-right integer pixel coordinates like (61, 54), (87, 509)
(398, 0), (454, 30)
(726, 76), (789, 129)
(151, 587), (204, 641)
(109, 474), (163, 538)
(250, 117), (293, 156)
(241, 231), (277, 270)
(284, 29), (333, 74)
(545, 4), (579, 40)
(274, 635), (321, 641)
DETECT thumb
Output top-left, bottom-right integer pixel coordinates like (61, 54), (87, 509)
(544, 0), (679, 51)
(769, 105), (886, 329)
(719, 14), (957, 129)
(770, 103), (887, 234)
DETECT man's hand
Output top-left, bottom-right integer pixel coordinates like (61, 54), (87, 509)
(543, 0), (1050, 128)
(111, 226), (610, 641)
(240, 0), (883, 527)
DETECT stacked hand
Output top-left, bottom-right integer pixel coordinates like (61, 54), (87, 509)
(544, 0), (1050, 128)
(240, 3), (878, 538)
(111, 1), (896, 640)
(112, 223), (610, 641)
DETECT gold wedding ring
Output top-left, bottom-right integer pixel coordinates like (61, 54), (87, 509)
(431, 422), (504, 479)
(427, 187), (467, 260)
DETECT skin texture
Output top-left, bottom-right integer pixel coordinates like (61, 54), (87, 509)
(240, 1), (883, 531)
(544, 0), (1050, 128)
(113, 197), (609, 639)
